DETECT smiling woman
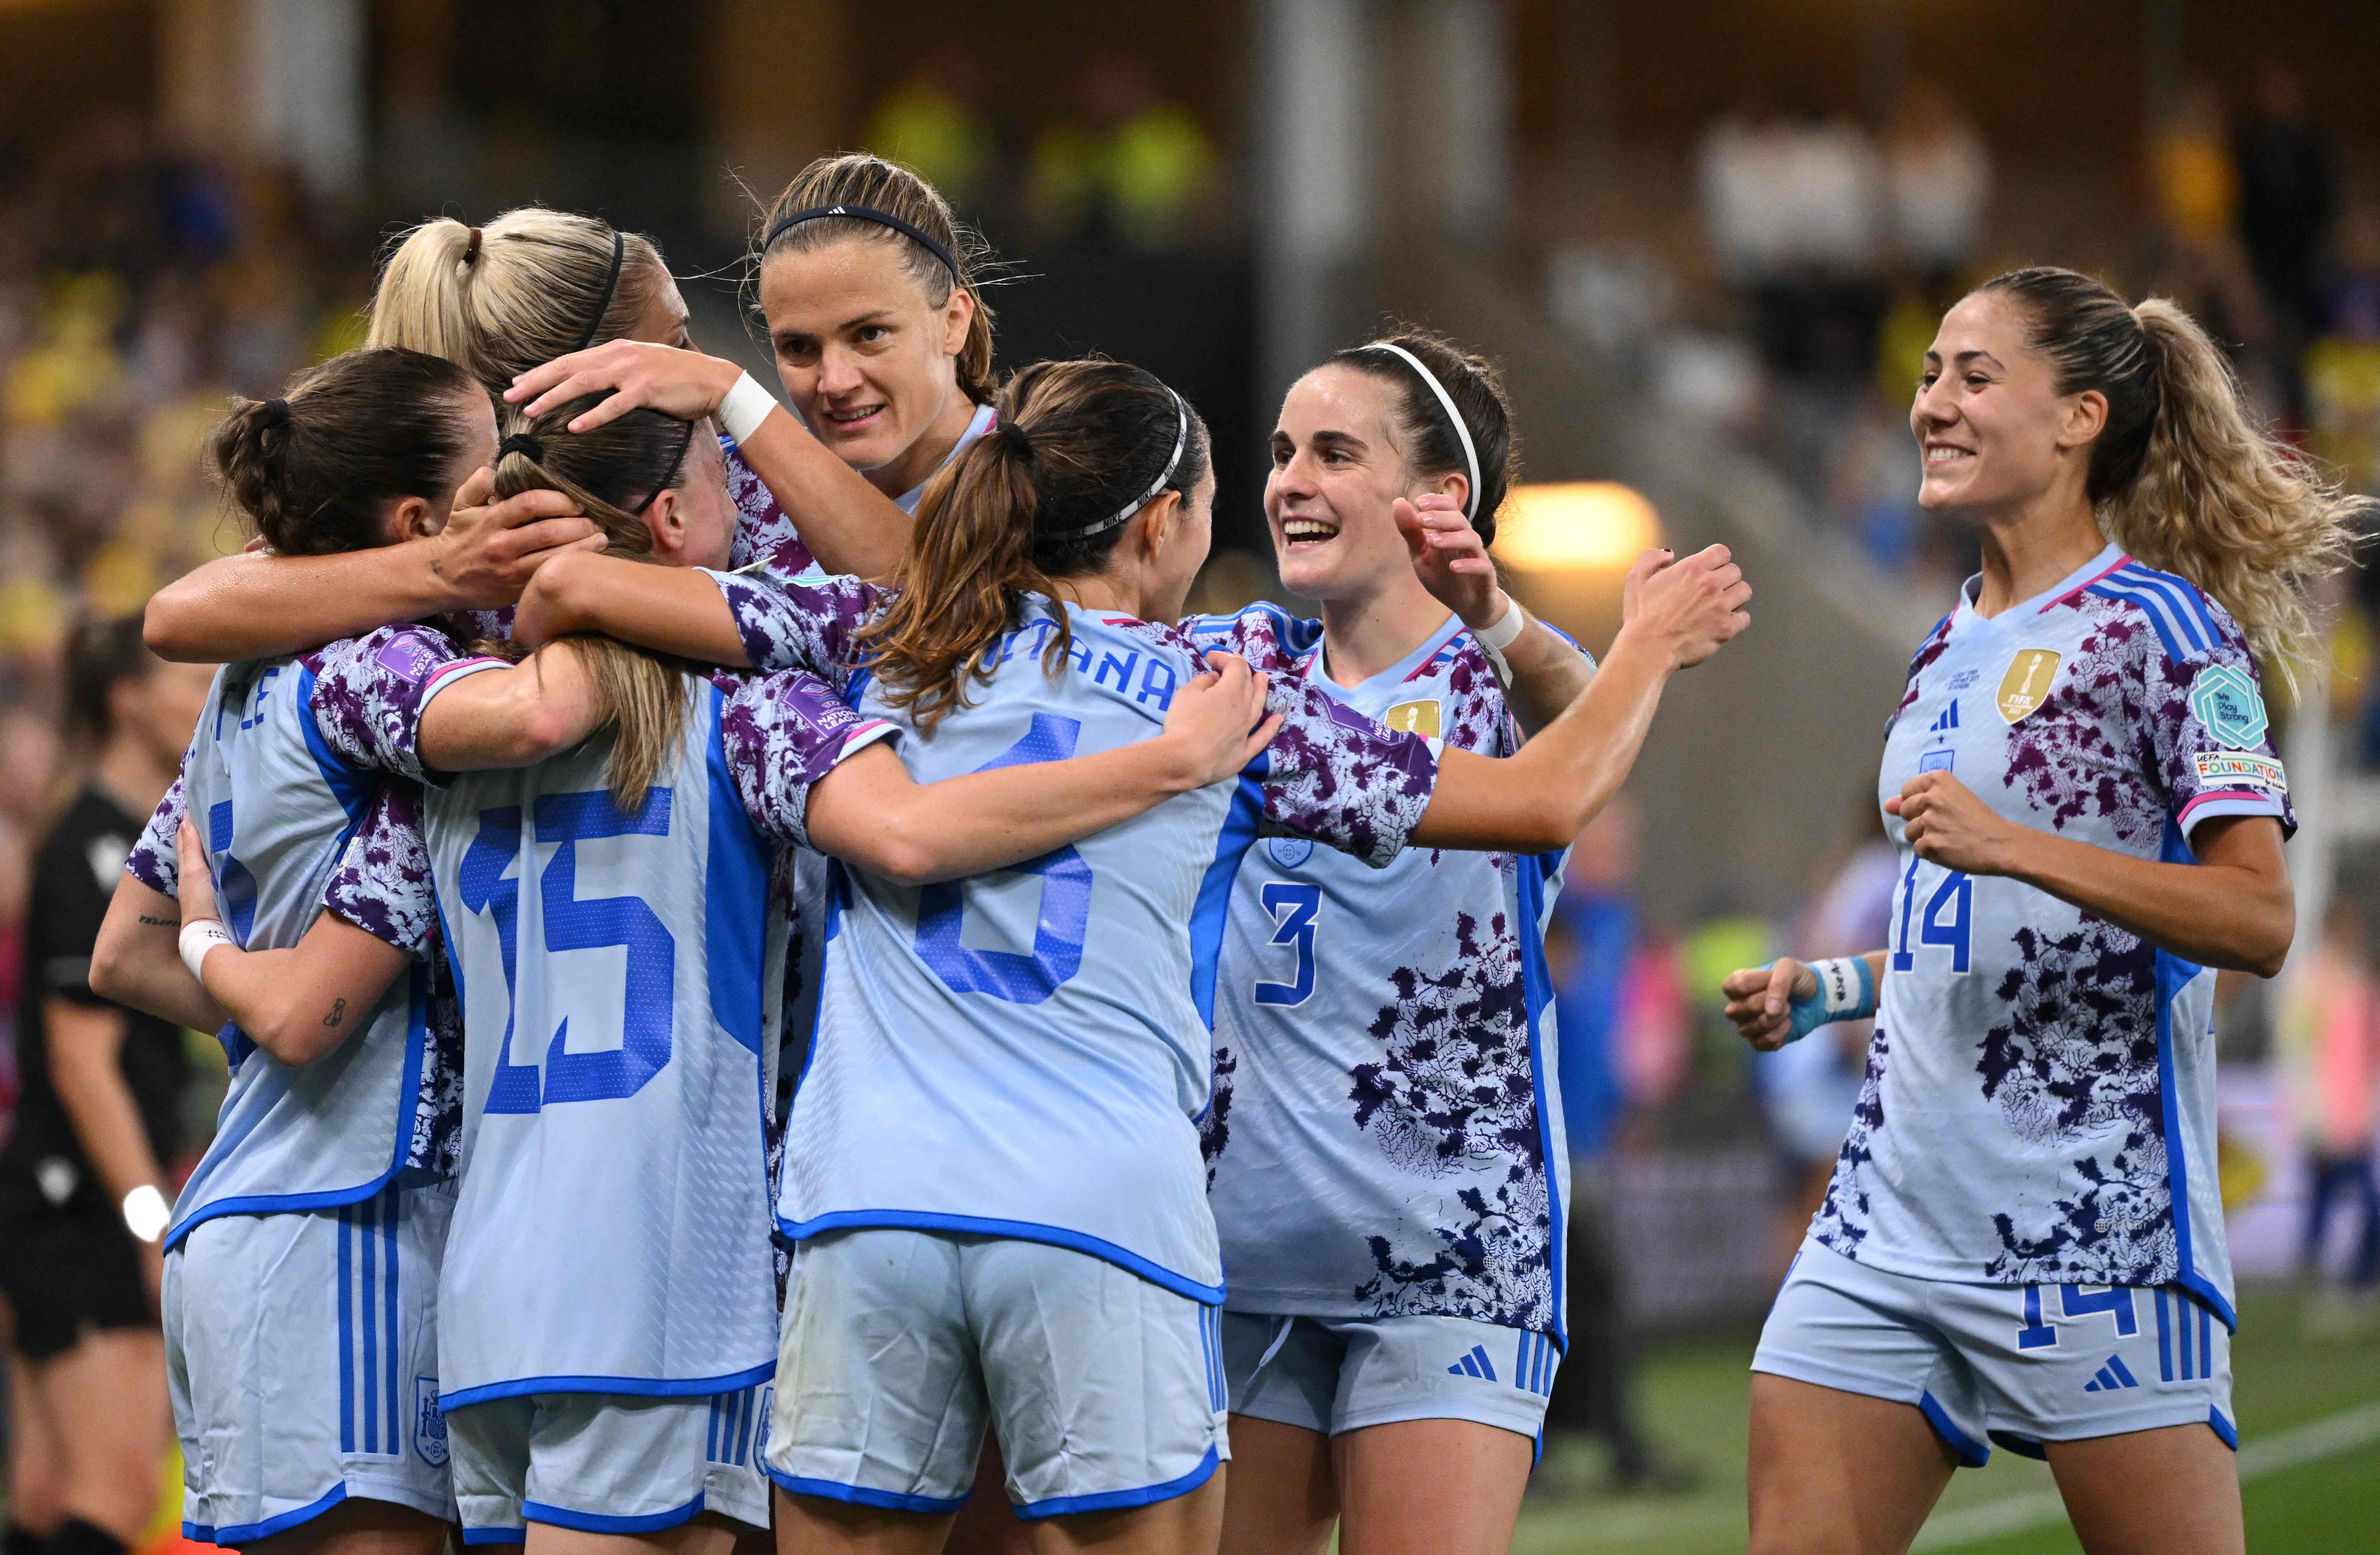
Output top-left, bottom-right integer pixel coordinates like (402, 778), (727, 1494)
(750, 154), (1000, 509)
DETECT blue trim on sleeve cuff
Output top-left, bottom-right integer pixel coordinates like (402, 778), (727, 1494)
(775, 1209), (1227, 1305)
(462, 1525), (528, 1546)
(440, 1361), (775, 1412)
(194, 1482), (348, 1545)
(1013, 1445), (1221, 1520)
(523, 1493), (706, 1535)
(763, 1463), (970, 1515)
(1917, 1391), (1991, 1468)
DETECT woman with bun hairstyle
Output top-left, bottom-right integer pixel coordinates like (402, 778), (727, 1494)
(141, 203), (921, 666)
(509, 357), (1745, 1550)
(1720, 268), (2363, 1555)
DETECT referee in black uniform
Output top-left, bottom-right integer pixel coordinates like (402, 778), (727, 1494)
(0, 617), (215, 1555)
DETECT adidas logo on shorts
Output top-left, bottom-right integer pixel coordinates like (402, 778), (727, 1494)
(2081, 1354), (2140, 1393)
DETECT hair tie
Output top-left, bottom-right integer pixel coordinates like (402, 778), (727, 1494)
(1047, 389), (1191, 541)
(762, 204), (960, 283)
(996, 420), (1036, 460)
(258, 397), (291, 430)
(462, 226), (484, 266)
(1363, 341), (1482, 520)
(632, 418), (698, 516)
(571, 228), (627, 355)
(495, 432), (543, 464)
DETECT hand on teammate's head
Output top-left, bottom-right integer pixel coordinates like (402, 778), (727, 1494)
(431, 478), (604, 609)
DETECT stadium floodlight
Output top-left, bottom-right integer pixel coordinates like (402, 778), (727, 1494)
(1495, 481), (1661, 573)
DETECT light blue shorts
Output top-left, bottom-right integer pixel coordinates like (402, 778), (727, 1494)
(1753, 1238), (2236, 1465)
(1221, 1312), (1559, 1441)
(448, 1384), (771, 1543)
(766, 1228), (1229, 1520)
(166, 1179), (456, 1545)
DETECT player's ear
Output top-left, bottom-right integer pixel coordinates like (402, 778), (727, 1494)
(386, 493), (441, 544)
(644, 487), (685, 556)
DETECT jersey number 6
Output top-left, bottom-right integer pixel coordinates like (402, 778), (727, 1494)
(914, 714), (1094, 1005)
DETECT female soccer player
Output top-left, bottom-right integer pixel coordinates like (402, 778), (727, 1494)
(1722, 268), (2362, 1555)
(515, 359), (1746, 1551)
(148, 376), (1274, 1555)
(138, 203), (918, 665)
(1189, 332), (1592, 1555)
(0, 619), (213, 1555)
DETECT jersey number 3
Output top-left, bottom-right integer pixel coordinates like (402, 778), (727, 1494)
(463, 789), (676, 1115)
(1254, 882), (1321, 1007)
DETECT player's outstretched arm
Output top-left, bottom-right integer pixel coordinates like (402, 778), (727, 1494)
(515, 553), (750, 665)
(808, 655), (1281, 887)
(172, 818), (409, 1067)
(1890, 777), (2293, 975)
(142, 470), (602, 662)
(506, 341), (916, 580)
(414, 640), (608, 772)
(1411, 545), (1750, 853)
(91, 874), (229, 1034)
(1397, 493), (1608, 736)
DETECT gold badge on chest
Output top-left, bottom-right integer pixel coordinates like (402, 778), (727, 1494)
(1997, 649), (2062, 723)
(1383, 699), (1442, 737)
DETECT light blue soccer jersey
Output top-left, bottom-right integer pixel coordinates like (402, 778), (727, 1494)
(757, 589), (1441, 1304)
(1189, 607), (1574, 1338)
(160, 639), (446, 1246)
(1820, 545), (2292, 1327)
(423, 668), (890, 1406)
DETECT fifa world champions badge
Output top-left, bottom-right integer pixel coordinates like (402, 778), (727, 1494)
(1996, 649), (2061, 723)
(2187, 663), (2270, 748)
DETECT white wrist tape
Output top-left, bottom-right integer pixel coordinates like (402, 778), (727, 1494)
(1808, 957), (1877, 1020)
(1472, 592), (1525, 683)
(122, 1184), (169, 1243)
(717, 371), (782, 445)
(179, 919), (234, 983)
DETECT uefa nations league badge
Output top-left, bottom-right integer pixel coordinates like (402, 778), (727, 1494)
(2187, 663), (2269, 748)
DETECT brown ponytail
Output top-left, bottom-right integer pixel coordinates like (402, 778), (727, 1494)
(490, 401), (705, 809)
(858, 360), (1209, 732)
(209, 348), (483, 556)
(1979, 266), (2370, 680)
(754, 153), (999, 404)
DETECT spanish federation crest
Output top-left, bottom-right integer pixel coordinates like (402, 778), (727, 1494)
(415, 1377), (449, 1467)
(2187, 663), (2269, 749)
(1996, 649), (2062, 723)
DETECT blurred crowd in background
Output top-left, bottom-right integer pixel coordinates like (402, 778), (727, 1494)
(0, 14), (2376, 1505)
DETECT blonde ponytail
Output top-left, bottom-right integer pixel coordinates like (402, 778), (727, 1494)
(490, 402), (704, 809)
(1980, 267), (2372, 683)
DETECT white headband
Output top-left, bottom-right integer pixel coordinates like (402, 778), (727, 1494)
(1047, 389), (1191, 540)
(1365, 341), (1481, 520)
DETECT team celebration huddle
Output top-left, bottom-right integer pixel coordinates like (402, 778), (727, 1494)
(49, 147), (2363, 1555)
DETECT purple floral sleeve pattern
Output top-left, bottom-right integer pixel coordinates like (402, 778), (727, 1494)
(126, 771), (189, 897)
(323, 783), (437, 957)
(703, 567), (881, 692)
(301, 624), (466, 782)
(723, 435), (819, 576)
(720, 669), (898, 849)
(1185, 612), (1440, 867)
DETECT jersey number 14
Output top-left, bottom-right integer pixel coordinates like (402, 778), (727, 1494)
(1891, 856), (1972, 974)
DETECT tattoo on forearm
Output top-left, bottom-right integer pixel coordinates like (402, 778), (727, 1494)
(138, 913), (175, 926)
(322, 997), (346, 1029)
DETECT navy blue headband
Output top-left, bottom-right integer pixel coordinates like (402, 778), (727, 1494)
(571, 228), (626, 355)
(762, 204), (958, 282)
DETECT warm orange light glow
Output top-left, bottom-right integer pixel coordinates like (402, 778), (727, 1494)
(1496, 482), (1662, 573)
